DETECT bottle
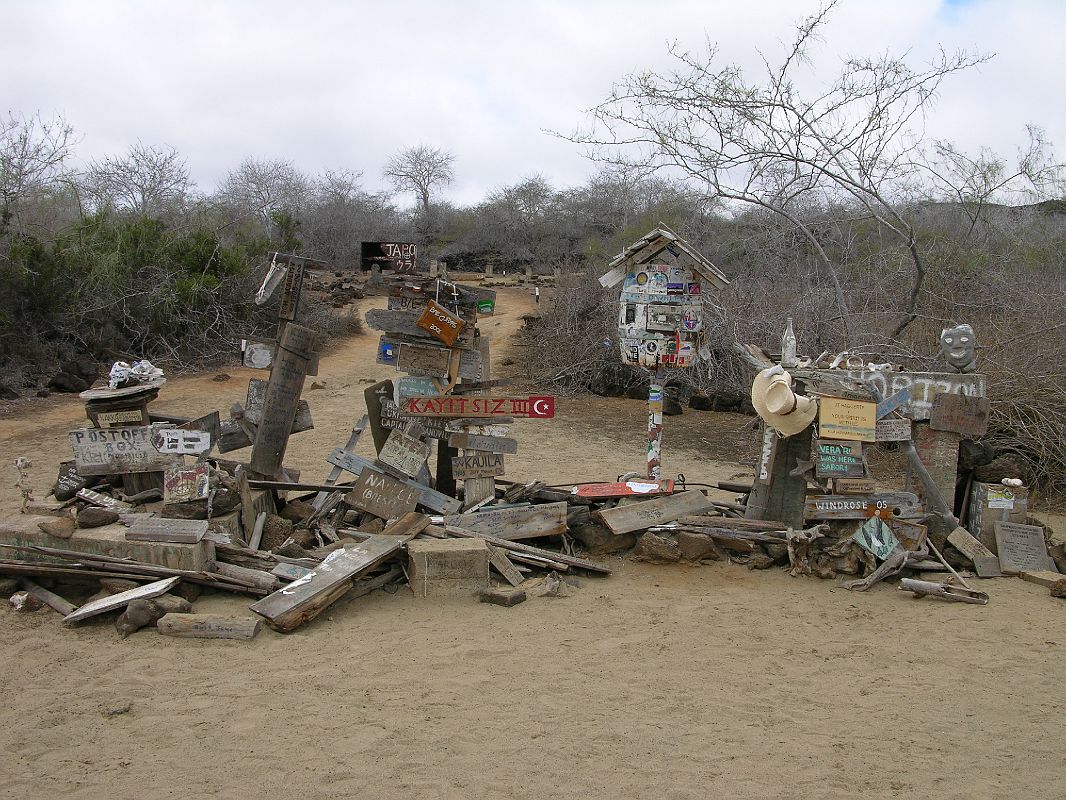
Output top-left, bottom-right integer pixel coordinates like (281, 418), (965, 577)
(781, 318), (798, 368)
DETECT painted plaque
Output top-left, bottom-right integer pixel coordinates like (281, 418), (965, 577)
(814, 439), (864, 478)
(68, 427), (182, 476)
(346, 470), (420, 520)
(97, 409), (146, 425)
(152, 428), (212, 455)
(416, 300), (466, 346)
(819, 397), (876, 442)
(994, 521), (1056, 574)
(876, 388), (911, 420)
(163, 464), (210, 504)
(804, 492), (922, 521)
(361, 241), (416, 273)
(852, 517), (900, 561)
(929, 393), (991, 438)
(875, 418), (912, 442)
(380, 399), (450, 440)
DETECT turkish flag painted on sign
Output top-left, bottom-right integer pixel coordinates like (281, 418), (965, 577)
(527, 396), (555, 419)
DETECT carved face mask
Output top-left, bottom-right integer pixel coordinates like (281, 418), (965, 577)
(940, 324), (976, 372)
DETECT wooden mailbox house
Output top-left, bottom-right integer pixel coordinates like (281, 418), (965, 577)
(599, 224), (730, 369)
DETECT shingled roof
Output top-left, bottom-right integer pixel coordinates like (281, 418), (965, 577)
(599, 224), (730, 290)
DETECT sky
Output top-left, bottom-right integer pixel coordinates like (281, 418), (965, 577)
(4, 0), (1064, 208)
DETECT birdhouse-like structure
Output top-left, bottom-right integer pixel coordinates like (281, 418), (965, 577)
(600, 224), (730, 479)
(600, 224), (730, 369)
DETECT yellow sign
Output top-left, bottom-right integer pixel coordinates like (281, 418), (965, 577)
(819, 396), (876, 442)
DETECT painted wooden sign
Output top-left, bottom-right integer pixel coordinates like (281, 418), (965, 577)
(76, 488), (133, 511)
(152, 428), (212, 455)
(804, 491), (921, 520)
(376, 337), (483, 380)
(361, 241), (416, 273)
(377, 429), (432, 478)
(163, 464), (210, 504)
(876, 388), (911, 420)
(852, 517), (900, 561)
(814, 439), (864, 478)
(757, 427), (777, 485)
(416, 300), (466, 346)
(875, 418), (912, 442)
(840, 368), (986, 421)
(448, 432), (519, 455)
(573, 480), (674, 499)
(68, 427), (182, 476)
(97, 409), (145, 425)
(346, 470), (419, 520)
(452, 452), (505, 479)
(328, 449), (461, 514)
(367, 309), (475, 348)
(250, 324), (317, 476)
(443, 502), (568, 541)
(244, 379), (313, 430)
(403, 396), (555, 418)
(596, 490), (715, 535)
(126, 517), (209, 544)
(929, 393), (991, 438)
(835, 478), (876, 495)
(380, 398), (450, 440)
(818, 397), (877, 442)
(994, 521), (1056, 574)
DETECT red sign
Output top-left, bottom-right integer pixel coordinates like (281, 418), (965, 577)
(574, 480), (674, 499)
(403, 396), (555, 419)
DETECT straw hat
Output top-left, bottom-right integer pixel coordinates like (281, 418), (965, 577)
(751, 365), (818, 437)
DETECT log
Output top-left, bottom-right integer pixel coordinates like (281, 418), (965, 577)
(157, 613), (262, 640)
(897, 578), (989, 605)
(18, 578), (76, 615)
(212, 561), (279, 592)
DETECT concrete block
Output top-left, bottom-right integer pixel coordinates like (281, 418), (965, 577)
(407, 538), (489, 598)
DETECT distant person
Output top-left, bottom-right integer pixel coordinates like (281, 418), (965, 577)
(535, 286), (540, 304)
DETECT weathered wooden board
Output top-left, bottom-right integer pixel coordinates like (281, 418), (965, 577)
(363, 241), (417, 273)
(277, 261), (305, 321)
(452, 452), (505, 479)
(597, 491), (715, 535)
(814, 439), (864, 478)
(448, 432), (519, 455)
(328, 449), (462, 514)
(346, 470), (419, 520)
(756, 427), (777, 485)
(444, 502), (568, 541)
(573, 480), (674, 499)
(930, 393), (991, 438)
(271, 562), (313, 582)
(804, 492), (922, 521)
(125, 517), (208, 544)
(162, 464), (210, 504)
(97, 409), (145, 425)
(76, 488), (133, 511)
(18, 578), (76, 615)
(377, 429), (431, 478)
(433, 523), (610, 574)
(157, 613), (262, 640)
(875, 418), (912, 442)
(835, 478), (876, 495)
(250, 324), (317, 476)
(947, 526), (1002, 577)
(909, 424), (960, 540)
(63, 576), (180, 625)
(68, 427), (181, 476)
(367, 309), (475, 347)
(380, 398), (450, 440)
(994, 521), (1056, 574)
(487, 545), (524, 587)
(249, 538), (407, 632)
(876, 388), (911, 420)
(818, 397), (876, 442)
(152, 428), (211, 455)
(836, 369), (986, 420)
(376, 337), (484, 380)
(244, 378), (314, 430)
(403, 396), (555, 419)
(1019, 570), (1066, 590)
(417, 300), (466, 346)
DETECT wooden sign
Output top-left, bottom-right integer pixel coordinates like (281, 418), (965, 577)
(417, 300), (466, 346)
(573, 480), (673, 499)
(404, 396), (555, 419)
(443, 502), (568, 541)
(757, 427), (777, 485)
(97, 409), (145, 425)
(947, 526), (1002, 577)
(361, 241), (416, 273)
(327, 449), (462, 514)
(158, 613), (261, 640)
(68, 427), (181, 476)
(448, 432), (519, 455)
(930, 393), (991, 438)
(376, 337), (483, 380)
(876, 388), (911, 420)
(250, 324), (317, 476)
(76, 487), (133, 511)
(851, 517), (900, 560)
(377, 429), (431, 478)
(875, 418), (912, 442)
(163, 464), (210, 504)
(241, 339), (274, 369)
(814, 439), (864, 478)
(804, 492), (921, 520)
(452, 452), (505, 479)
(277, 261), (305, 320)
(368, 309), (475, 348)
(126, 517), (209, 544)
(346, 469), (420, 520)
(994, 521), (1056, 574)
(835, 478), (876, 495)
(152, 428), (211, 455)
(381, 398), (449, 440)
(839, 368), (986, 420)
(596, 491), (715, 535)
(818, 397), (876, 442)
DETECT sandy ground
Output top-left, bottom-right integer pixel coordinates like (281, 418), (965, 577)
(0, 286), (1064, 800)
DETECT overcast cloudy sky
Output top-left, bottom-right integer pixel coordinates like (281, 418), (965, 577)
(4, 0), (1064, 207)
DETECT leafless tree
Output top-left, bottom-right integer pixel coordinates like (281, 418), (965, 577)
(84, 142), (190, 216)
(572, 0), (992, 341)
(0, 111), (76, 233)
(383, 144), (454, 217)
(218, 157), (309, 234)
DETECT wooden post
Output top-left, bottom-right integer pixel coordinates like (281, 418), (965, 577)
(249, 324), (317, 477)
(647, 366), (665, 480)
(909, 423), (961, 544)
(745, 423), (812, 529)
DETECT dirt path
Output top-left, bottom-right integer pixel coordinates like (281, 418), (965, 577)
(0, 286), (1064, 800)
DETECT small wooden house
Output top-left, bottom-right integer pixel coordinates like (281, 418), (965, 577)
(599, 224), (729, 369)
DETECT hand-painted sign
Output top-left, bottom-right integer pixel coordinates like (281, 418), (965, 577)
(841, 368), (986, 421)
(452, 452), (505, 479)
(804, 491), (921, 520)
(96, 409), (145, 425)
(380, 399), (450, 440)
(361, 241), (416, 273)
(818, 397), (876, 442)
(814, 439), (864, 477)
(68, 427), (182, 475)
(163, 464), (211, 504)
(152, 428), (212, 455)
(346, 470), (419, 519)
(416, 300), (466, 346)
(852, 517), (900, 561)
(573, 480), (674, 499)
(929, 393), (991, 438)
(875, 418), (912, 442)
(377, 429), (432, 478)
(403, 396), (555, 418)
(876, 387), (911, 420)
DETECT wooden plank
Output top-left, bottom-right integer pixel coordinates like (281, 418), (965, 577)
(152, 428), (211, 456)
(804, 492), (922, 520)
(875, 418), (912, 442)
(97, 409), (145, 425)
(487, 545), (524, 587)
(930, 393), (991, 438)
(249, 323), (317, 476)
(363, 379), (395, 453)
(244, 379), (314, 430)
(573, 480), (674, 499)
(277, 261), (305, 321)
(947, 526), (1002, 577)
(381, 398), (450, 440)
(326, 449), (462, 514)
(76, 488), (133, 511)
(403, 396), (555, 419)
(213, 561), (278, 592)
(909, 424), (960, 541)
(367, 308), (475, 347)
(271, 562), (313, 582)
(994, 521), (1056, 574)
(448, 432), (518, 454)
(876, 388), (911, 420)
(18, 578), (76, 615)
(818, 397), (876, 442)
(597, 491), (715, 535)
(68, 427), (181, 476)
(745, 424), (810, 528)
(249, 537), (409, 632)
(125, 517), (208, 544)
(157, 613), (262, 640)
(377, 429), (432, 478)
(814, 439), (864, 478)
(804, 368), (987, 420)
(63, 576), (180, 625)
(379, 511), (432, 537)
(444, 502), (568, 541)
(430, 524), (611, 574)
(417, 300), (466, 346)
(1019, 570), (1066, 590)
(835, 478), (876, 495)
(313, 417), (368, 510)
(452, 452), (505, 479)
(346, 471), (420, 520)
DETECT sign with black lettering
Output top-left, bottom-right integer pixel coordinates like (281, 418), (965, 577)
(68, 427), (182, 475)
(346, 470), (419, 520)
(452, 452), (506, 479)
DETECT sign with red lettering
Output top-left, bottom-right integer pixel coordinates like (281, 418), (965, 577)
(402, 396), (555, 419)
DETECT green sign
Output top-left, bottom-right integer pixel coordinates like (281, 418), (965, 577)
(476, 299), (495, 314)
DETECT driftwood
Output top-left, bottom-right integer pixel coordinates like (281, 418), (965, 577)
(898, 578), (989, 605)
(157, 613), (262, 639)
(428, 524), (610, 574)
